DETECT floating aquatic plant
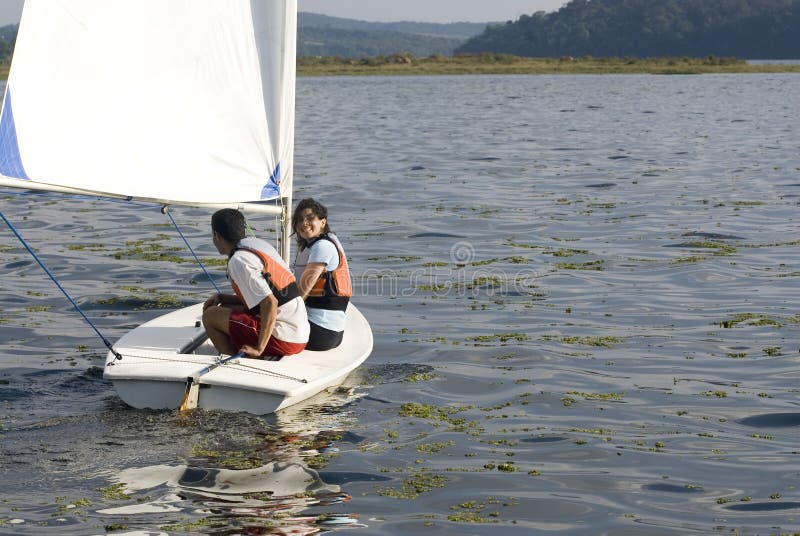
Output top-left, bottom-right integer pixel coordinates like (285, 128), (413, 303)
(399, 402), (471, 423)
(726, 352), (747, 359)
(375, 470), (445, 500)
(367, 254), (421, 262)
(111, 235), (185, 263)
(566, 391), (625, 401)
(67, 243), (106, 252)
(97, 288), (184, 310)
(468, 333), (530, 344)
(542, 335), (622, 348)
(446, 498), (506, 524)
(718, 313), (783, 328)
(671, 255), (708, 264)
(504, 238), (540, 250)
(96, 483), (130, 501)
(417, 441), (455, 454)
(403, 372), (437, 383)
(555, 259), (604, 270)
(545, 248), (589, 257)
(671, 241), (737, 256)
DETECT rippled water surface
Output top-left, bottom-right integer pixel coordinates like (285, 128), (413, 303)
(1, 73), (799, 535)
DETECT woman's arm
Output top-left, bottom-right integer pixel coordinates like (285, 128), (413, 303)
(297, 262), (326, 299)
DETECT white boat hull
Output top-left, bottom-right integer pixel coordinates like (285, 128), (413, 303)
(103, 302), (372, 414)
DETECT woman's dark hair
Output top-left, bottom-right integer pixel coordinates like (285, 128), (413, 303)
(292, 198), (331, 250)
(211, 208), (247, 242)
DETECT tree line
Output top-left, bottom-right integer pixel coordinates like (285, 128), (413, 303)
(1, 16), (489, 62)
(457, 0), (800, 59)
(298, 27), (463, 58)
(0, 25), (16, 60)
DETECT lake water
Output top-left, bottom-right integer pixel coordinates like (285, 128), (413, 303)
(1, 73), (799, 535)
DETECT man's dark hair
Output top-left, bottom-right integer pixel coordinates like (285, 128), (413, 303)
(211, 208), (247, 242)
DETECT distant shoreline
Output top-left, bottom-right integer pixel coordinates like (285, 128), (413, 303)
(3, 55), (800, 81)
(296, 54), (800, 76)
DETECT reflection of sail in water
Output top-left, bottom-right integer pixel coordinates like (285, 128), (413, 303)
(99, 458), (363, 533)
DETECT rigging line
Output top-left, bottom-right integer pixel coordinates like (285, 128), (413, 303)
(225, 360), (308, 384)
(163, 207), (222, 294)
(276, 197), (282, 250)
(0, 209), (123, 360)
(118, 352), (307, 383)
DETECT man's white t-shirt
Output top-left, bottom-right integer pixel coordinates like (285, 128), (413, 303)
(228, 237), (309, 344)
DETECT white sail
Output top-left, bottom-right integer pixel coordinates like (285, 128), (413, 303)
(0, 0), (296, 206)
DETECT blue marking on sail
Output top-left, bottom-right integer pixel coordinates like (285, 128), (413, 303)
(260, 162), (281, 199)
(0, 89), (31, 180)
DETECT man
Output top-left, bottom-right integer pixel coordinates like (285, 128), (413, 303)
(202, 209), (309, 358)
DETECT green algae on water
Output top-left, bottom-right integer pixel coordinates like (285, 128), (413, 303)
(542, 335), (622, 348)
(545, 248), (589, 257)
(399, 402), (471, 422)
(375, 470), (445, 500)
(97, 483), (130, 501)
(555, 260), (605, 270)
(403, 372), (437, 383)
(566, 391), (625, 401)
(97, 287), (184, 310)
(718, 313), (783, 328)
(468, 333), (530, 345)
(67, 243), (106, 252)
(112, 235), (185, 263)
(700, 390), (727, 398)
(470, 256), (529, 266)
(672, 241), (737, 256)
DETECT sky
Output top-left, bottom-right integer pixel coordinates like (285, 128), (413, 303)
(0, 1), (569, 26)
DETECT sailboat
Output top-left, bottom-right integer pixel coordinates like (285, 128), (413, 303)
(0, 0), (372, 414)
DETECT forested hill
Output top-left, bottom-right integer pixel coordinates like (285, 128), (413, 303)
(298, 27), (463, 58)
(457, 0), (800, 59)
(0, 16), (490, 61)
(297, 13), (489, 57)
(0, 24), (15, 60)
(298, 13), (488, 39)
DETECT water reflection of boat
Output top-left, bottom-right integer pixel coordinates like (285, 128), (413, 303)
(107, 460), (339, 500)
(99, 459), (363, 533)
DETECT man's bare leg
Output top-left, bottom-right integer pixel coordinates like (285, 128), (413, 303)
(202, 306), (235, 355)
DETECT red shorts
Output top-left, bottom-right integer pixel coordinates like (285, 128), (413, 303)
(228, 312), (306, 358)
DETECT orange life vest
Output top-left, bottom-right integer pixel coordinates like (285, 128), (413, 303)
(229, 245), (300, 310)
(306, 235), (352, 312)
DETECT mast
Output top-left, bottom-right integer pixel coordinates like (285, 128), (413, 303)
(281, 195), (292, 263)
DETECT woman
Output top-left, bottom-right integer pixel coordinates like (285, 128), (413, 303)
(291, 198), (352, 351)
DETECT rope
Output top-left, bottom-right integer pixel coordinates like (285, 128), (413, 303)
(0, 209), (123, 360)
(163, 207), (222, 294)
(118, 352), (307, 383)
(228, 359), (308, 384)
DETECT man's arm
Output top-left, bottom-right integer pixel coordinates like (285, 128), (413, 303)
(203, 292), (243, 310)
(240, 293), (278, 357)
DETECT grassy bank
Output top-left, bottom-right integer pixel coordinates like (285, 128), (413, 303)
(297, 53), (800, 76)
(2, 54), (798, 81)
